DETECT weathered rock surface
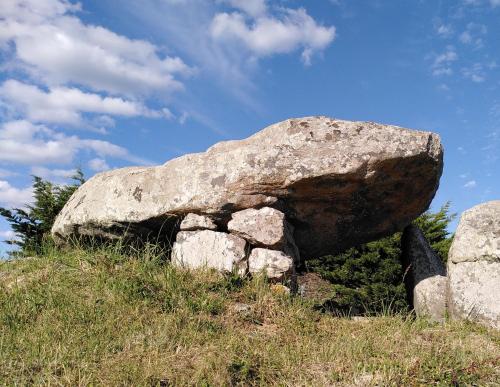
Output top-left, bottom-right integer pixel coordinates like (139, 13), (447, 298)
(228, 207), (292, 249)
(179, 213), (217, 231)
(248, 248), (294, 280)
(447, 201), (500, 329)
(52, 116), (443, 258)
(402, 225), (447, 322)
(171, 230), (247, 274)
(448, 201), (500, 263)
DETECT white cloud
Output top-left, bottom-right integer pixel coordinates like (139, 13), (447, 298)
(0, 230), (16, 240)
(436, 24), (453, 37)
(119, 0), (336, 111)
(463, 0), (500, 6)
(219, 0), (267, 17)
(431, 47), (458, 76)
(462, 63), (485, 82)
(463, 0), (482, 5)
(178, 111), (189, 124)
(30, 166), (77, 180)
(0, 120), (147, 166)
(459, 23), (486, 49)
(0, 80), (172, 126)
(88, 158), (110, 172)
(437, 83), (450, 91)
(0, 0), (194, 96)
(463, 180), (477, 188)
(211, 8), (335, 65)
(0, 180), (33, 208)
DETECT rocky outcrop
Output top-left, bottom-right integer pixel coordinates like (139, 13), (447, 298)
(402, 225), (447, 322)
(52, 116), (443, 260)
(447, 201), (500, 329)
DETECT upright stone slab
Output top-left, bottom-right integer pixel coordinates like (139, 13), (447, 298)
(447, 201), (500, 329)
(171, 230), (247, 274)
(52, 116), (443, 259)
(402, 225), (447, 322)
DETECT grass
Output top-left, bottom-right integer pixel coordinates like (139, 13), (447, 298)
(0, 245), (499, 386)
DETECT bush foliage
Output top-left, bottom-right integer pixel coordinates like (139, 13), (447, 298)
(306, 203), (455, 315)
(0, 170), (84, 256)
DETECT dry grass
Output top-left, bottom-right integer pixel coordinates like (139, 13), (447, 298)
(0, 246), (499, 386)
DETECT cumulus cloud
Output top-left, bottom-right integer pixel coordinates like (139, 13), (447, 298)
(0, 180), (33, 208)
(30, 166), (77, 180)
(0, 80), (172, 126)
(88, 158), (110, 172)
(0, 0), (193, 96)
(210, 7), (335, 65)
(0, 120), (147, 165)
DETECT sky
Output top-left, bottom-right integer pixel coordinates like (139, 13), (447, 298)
(0, 0), (499, 255)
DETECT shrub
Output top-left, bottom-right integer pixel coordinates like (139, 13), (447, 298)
(0, 170), (84, 256)
(306, 203), (455, 315)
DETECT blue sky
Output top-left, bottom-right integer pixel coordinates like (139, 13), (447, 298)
(0, 0), (499, 255)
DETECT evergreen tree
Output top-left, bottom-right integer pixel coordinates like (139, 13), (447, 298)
(306, 204), (455, 315)
(0, 170), (84, 256)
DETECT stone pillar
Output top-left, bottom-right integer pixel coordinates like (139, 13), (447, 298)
(228, 207), (299, 284)
(402, 224), (447, 322)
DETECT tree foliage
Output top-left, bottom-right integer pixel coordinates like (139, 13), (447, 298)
(306, 203), (455, 315)
(0, 170), (84, 256)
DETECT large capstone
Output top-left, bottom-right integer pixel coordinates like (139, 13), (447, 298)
(447, 201), (500, 329)
(52, 116), (443, 259)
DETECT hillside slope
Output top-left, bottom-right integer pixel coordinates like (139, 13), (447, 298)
(1, 247), (499, 385)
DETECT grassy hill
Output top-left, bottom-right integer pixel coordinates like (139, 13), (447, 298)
(1, 245), (499, 385)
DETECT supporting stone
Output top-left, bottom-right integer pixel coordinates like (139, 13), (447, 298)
(179, 213), (217, 231)
(228, 206), (300, 286)
(248, 248), (294, 281)
(228, 207), (294, 250)
(447, 201), (500, 329)
(402, 225), (447, 322)
(171, 230), (247, 274)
